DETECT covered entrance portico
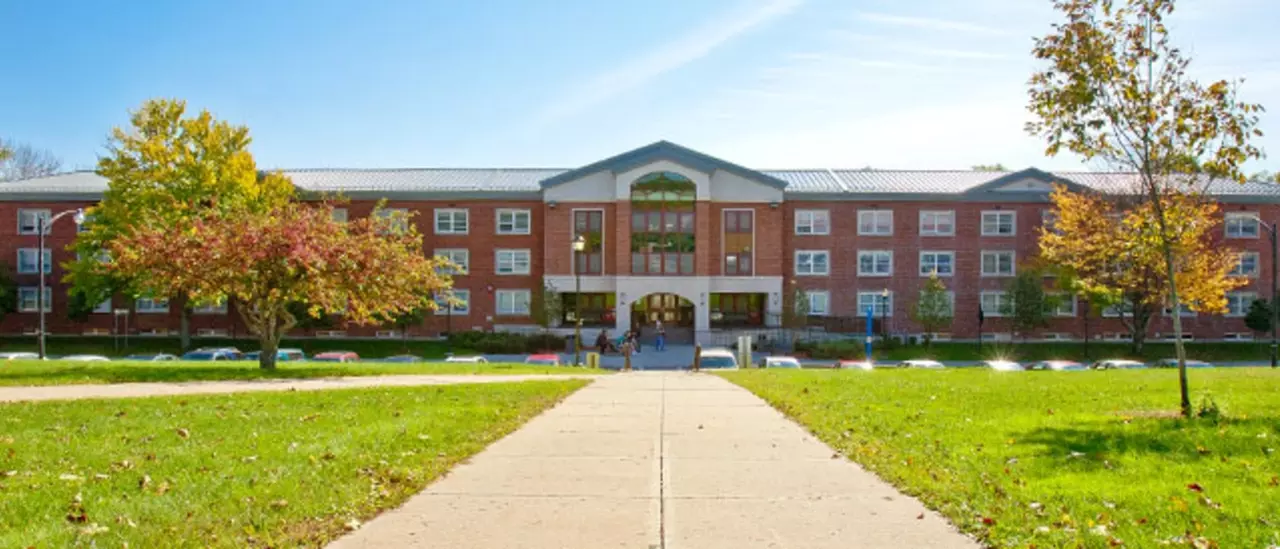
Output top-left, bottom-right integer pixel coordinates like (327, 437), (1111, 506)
(630, 293), (695, 344)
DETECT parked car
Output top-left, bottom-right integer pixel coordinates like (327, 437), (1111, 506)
(126, 353), (178, 361)
(384, 354), (424, 363)
(901, 359), (946, 369)
(983, 360), (1024, 371)
(838, 360), (876, 371)
(192, 347), (244, 360)
(312, 351), (360, 363)
(762, 356), (801, 369)
(0, 352), (41, 361)
(524, 354), (562, 366)
(1150, 358), (1214, 369)
(244, 349), (307, 362)
(445, 355), (489, 363)
(181, 349), (237, 361)
(697, 348), (738, 369)
(1025, 360), (1086, 371)
(61, 354), (111, 362)
(1090, 359), (1147, 370)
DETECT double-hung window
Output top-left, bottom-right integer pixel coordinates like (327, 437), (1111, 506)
(857, 210), (893, 236)
(17, 209), (51, 235)
(857, 250), (892, 276)
(496, 290), (531, 315)
(1225, 213), (1260, 238)
(918, 251), (954, 277)
(193, 299), (228, 315)
(496, 249), (531, 275)
(981, 211), (1016, 236)
(980, 251), (1015, 277)
(1045, 293), (1076, 317)
(376, 208), (409, 234)
(435, 209), (469, 235)
(857, 291), (893, 317)
(795, 210), (830, 235)
(805, 291), (830, 316)
(496, 209), (531, 235)
(1226, 292), (1257, 317)
(980, 291), (1010, 316)
(795, 251), (830, 276)
(435, 249), (470, 275)
(919, 211), (955, 236)
(136, 298), (170, 314)
(17, 248), (51, 274)
(434, 289), (471, 315)
(1231, 252), (1260, 277)
(18, 287), (51, 312)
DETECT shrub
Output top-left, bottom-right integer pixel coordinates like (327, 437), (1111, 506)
(447, 331), (566, 354)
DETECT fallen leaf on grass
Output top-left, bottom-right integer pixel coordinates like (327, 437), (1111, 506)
(344, 518), (362, 531)
(139, 475), (151, 491)
(270, 499), (289, 509)
(59, 474), (83, 481)
(2, 470), (17, 478)
(79, 523), (109, 536)
(176, 428), (190, 439)
(1187, 483), (1204, 493)
(981, 517), (996, 526)
(156, 481), (170, 495)
(300, 414), (321, 422)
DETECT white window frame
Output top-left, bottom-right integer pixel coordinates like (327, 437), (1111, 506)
(193, 299), (228, 315)
(919, 210), (955, 236)
(495, 249), (531, 275)
(1231, 252), (1260, 277)
(376, 208), (409, 233)
(1225, 213), (1260, 239)
(18, 287), (52, 312)
(135, 297), (170, 314)
(331, 208), (349, 223)
(434, 208), (469, 235)
(981, 211), (1016, 236)
(795, 250), (830, 276)
(795, 210), (830, 235)
(805, 290), (830, 316)
(434, 289), (471, 315)
(1046, 293), (1077, 317)
(856, 291), (894, 317)
(856, 250), (893, 277)
(93, 298), (112, 314)
(495, 289), (531, 316)
(16, 248), (52, 274)
(980, 291), (1010, 317)
(857, 210), (893, 236)
(1226, 292), (1257, 317)
(496, 208), (532, 235)
(434, 249), (470, 275)
(17, 209), (51, 236)
(918, 251), (954, 277)
(980, 250), (1016, 277)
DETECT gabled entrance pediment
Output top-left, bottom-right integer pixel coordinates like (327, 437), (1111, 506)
(541, 141), (787, 202)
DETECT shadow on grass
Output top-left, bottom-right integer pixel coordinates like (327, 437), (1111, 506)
(1015, 417), (1280, 472)
(0, 365), (364, 385)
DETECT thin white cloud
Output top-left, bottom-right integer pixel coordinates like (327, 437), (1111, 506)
(856, 11), (1011, 36)
(529, 0), (805, 127)
(896, 46), (1011, 60)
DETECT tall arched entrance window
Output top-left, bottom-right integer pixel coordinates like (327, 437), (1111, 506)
(630, 171), (695, 275)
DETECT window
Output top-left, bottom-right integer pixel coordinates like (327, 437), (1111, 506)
(496, 289), (531, 315)
(1041, 209), (1060, 233)
(981, 211), (1016, 236)
(573, 210), (604, 275)
(135, 298), (170, 314)
(18, 287), (51, 312)
(435, 208), (469, 235)
(495, 249), (531, 275)
(331, 208), (348, 223)
(16, 248), (51, 274)
(919, 211), (955, 236)
(723, 210), (753, 276)
(193, 299), (228, 315)
(857, 210), (893, 236)
(434, 290), (470, 315)
(806, 291), (830, 316)
(496, 209), (531, 235)
(376, 208), (409, 233)
(1045, 293), (1076, 317)
(1102, 302), (1133, 318)
(1225, 213), (1260, 238)
(857, 291), (893, 317)
(980, 291), (1010, 317)
(93, 298), (112, 314)
(1226, 292), (1257, 317)
(980, 251), (1016, 277)
(795, 250), (830, 276)
(919, 251), (954, 277)
(630, 172), (695, 275)
(434, 249), (469, 275)
(17, 209), (51, 235)
(1231, 252), (1260, 277)
(77, 212), (94, 234)
(857, 250), (893, 276)
(795, 210), (830, 235)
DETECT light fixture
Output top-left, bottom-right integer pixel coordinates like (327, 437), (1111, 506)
(881, 288), (890, 298)
(548, 200), (558, 209)
(769, 201), (780, 209)
(572, 234), (587, 252)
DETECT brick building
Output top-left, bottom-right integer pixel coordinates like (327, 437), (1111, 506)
(2, 141), (1277, 344)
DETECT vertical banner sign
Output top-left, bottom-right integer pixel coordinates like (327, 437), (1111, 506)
(865, 306), (874, 361)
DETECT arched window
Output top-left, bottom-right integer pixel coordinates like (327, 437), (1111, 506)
(630, 172), (695, 275)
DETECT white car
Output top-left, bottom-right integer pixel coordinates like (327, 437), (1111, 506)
(900, 359), (945, 369)
(444, 355), (489, 363)
(762, 356), (801, 369)
(1089, 359), (1147, 370)
(984, 360), (1024, 371)
(62, 354), (111, 362)
(0, 352), (40, 361)
(838, 360), (876, 371)
(698, 348), (739, 369)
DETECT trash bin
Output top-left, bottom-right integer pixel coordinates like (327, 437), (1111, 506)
(586, 352), (600, 368)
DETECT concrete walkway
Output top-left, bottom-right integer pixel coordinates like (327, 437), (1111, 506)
(0, 374), (602, 403)
(329, 372), (977, 549)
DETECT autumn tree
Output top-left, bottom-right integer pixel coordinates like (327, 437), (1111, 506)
(530, 280), (563, 333)
(912, 274), (952, 347)
(972, 163), (1008, 172)
(107, 202), (453, 369)
(1027, 0), (1265, 416)
(1002, 267), (1058, 342)
(69, 99), (294, 350)
(0, 138), (61, 181)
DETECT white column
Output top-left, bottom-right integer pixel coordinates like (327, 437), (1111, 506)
(695, 292), (710, 345)
(615, 297), (631, 335)
(766, 290), (783, 327)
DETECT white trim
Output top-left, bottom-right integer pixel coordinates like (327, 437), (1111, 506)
(805, 290), (830, 316)
(980, 291), (1009, 317)
(918, 250), (954, 277)
(495, 249), (532, 275)
(433, 248), (470, 275)
(794, 250), (830, 276)
(434, 289), (471, 315)
(571, 208), (607, 276)
(918, 210), (955, 236)
(856, 250), (893, 277)
(1226, 291), (1257, 317)
(980, 210), (1016, 236)
(434, 208), (470, 235)
(17, 287), (52, 312)
(1046, 292), (1076, 317)
(1225, 212), (1261, 239)
(495, 289), (532, 316)
(135, 297), (170, 314)
(1231, 251), (1260, 278)
(17, 209), (51, 236)
(721, 208), (756, 276)
(794, 209), (831, 235)
(857, 209), (893, 236)
(16, 248), (51, 274)
(495, 208), (532, 235)
(856, 290), (894, 317)
(979, 250), (1016, 277)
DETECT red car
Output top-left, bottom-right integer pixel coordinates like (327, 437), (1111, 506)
(524, 354), (562, 366)
(313, 351), (359, 363)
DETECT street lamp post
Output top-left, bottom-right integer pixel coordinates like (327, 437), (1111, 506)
(879, 288), (889, 340)
(572, 235), (587, 367)
(37, 208), (85, 360)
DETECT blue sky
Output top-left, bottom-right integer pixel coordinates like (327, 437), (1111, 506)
(2, 0), (1277, 172)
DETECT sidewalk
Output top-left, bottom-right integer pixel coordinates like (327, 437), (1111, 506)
(0, 373), (602, 403)
(328, 372), (977, 549)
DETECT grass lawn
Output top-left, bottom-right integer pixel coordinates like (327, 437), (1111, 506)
(0, 359), (598, 387)
(0, 380), (587, 547)
(722, 368), (1280, 548)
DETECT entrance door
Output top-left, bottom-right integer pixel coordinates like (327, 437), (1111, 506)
(632, 293), (694, 344)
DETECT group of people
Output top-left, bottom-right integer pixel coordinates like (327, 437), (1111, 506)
(594, 320), (667, 354)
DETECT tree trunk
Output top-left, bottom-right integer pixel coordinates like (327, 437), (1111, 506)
(259, 332), (279, 370)
(179, 306), (191, 351)
(1163, 243), (1192, 417)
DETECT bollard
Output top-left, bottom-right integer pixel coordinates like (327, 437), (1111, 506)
(623, 343), (632, 372)
(586, 352), (600, 369)
(692, 343), (702, 372)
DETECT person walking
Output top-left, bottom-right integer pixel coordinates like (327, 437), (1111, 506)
(655, 319), (666, 352)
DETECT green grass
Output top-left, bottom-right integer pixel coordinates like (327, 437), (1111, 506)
(800, 340), (1279, 363)
(0, 359), (598, 387)
(721, 368), (1280, 548)
(0, 335), (468, 360)
(0, 380), (587, 547)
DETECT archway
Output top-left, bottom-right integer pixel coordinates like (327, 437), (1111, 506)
(631, 292), (695, 345)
